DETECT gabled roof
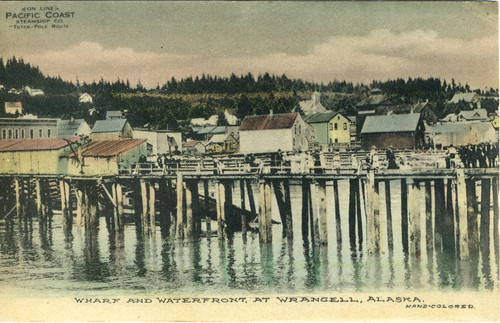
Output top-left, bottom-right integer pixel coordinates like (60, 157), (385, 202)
(70, 139), (146, 157)
(0, 138), (79, 152)
(458, 109), (487, 120)
(303, 111), (338, 123)
(449, 92), (479, 104)
(357, 94), (391, 107)
(196, 126), (226, 135)
(240, 112), (298, 131)
(106, 110), (123, 119)
(361, 114), (421, 134)
(91, 119), (128, 133)
(208, 134), (229, 144)
(57, 119), (87, 138)
(183, 140), (203, 147)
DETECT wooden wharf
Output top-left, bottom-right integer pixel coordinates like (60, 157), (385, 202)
(0, 160), (498, 261)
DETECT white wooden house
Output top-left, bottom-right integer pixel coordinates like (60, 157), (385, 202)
(239, 112), (313, 154)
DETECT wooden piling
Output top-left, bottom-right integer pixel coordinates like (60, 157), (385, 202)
(492, 177), (499, 261)
(401, 178), (408, 254)
(75, 184), (83, 227)
(309, 182), (320, 245)
(36, 179), (42, 217)
(466, 179), (479, 257)
(480, 178), (491, 255)
(259, 180), (272, 243)
(434, 179), (445, 252)
(176, 174), (184, 240)
(333, 179), (341, 250)
(140, 180), (149, 234)
(240, 180), (247, 233)
(366, 172), (381, 255)
(348, 178), (357, 251)
(185, 181), (194, 239)
(385, 180), (393, 253)
(318, 180), (328, 245)
(203, 180), (211, 235)
(216, 181), (226, 240)
(424, 180), (433, 258)
(116, 183), (124, 229)
(284, 179), (293, 240)
(356, 178), (364, 250)
(408, 179), (421, 258)
(149, 181), (156, 234)
(456, 169), (469, 260)
(301, 178), (310, 242)
(88, 183), (99, 229)
(246, 180), (257, 221)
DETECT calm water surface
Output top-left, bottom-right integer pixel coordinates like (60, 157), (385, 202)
(0, 182), (498, 298)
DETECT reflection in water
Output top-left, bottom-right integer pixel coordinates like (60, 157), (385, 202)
(0, 205), (498, 297)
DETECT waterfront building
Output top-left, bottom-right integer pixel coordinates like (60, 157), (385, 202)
(205, 134), (238, 154)
(90, 119), (133, 140)
(426, 122), (497, 147)
(304, 111), (351, 147)
(57, 119), (91, 138)
(0, 138), (81, 174)
(4, 102), (22, 115)
(24, 86), (45, 96)
(133, 128), (182, 155)
(183, 140), (206, 155)
(64, 139), (147, 176)
(0, 117), (59, 140)
(239, 112), (313, 153)
(297, 91), (327, 115)
(360, 113), (425, 149)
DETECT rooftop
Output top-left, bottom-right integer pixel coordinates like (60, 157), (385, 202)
(449, 92), (479, 104)
(57, 119), (88, 138)
(91, 119), (128, 133)
(0, 138), (79, 152)
(70, 139), (146, 157)
(361, 114), (421, 134)
(240, 112), (298, 131)
(303, 111), (338, 123)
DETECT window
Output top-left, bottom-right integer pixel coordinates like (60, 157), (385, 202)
(21, 129), (25, 138)
(2, 130), (6, 139)
(335, 138), (338, 143)
(299, 125), (301, 134)
(334, 123), (338, 130)
(8, 129), (12, 139)
(47, 129), (51, 138)
(329, 124), (333, 130)
(343, 123), (347, 130)
(30, 129), (34, 138)
(39, 129), (43, 138)
(15, 129), (18, 139)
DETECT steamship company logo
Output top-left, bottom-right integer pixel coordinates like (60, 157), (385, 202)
(5, 6), (75, 29)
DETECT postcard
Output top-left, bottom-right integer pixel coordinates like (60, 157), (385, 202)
(0, 1), (498, 322)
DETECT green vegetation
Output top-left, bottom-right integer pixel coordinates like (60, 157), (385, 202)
(0, 56), (497, 129)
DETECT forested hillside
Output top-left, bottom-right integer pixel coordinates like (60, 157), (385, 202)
(0, 56), (497, 129)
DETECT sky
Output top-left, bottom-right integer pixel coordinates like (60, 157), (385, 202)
(0, 1), (498, 89)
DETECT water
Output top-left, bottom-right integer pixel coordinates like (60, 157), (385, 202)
(0, 182), (498, 298)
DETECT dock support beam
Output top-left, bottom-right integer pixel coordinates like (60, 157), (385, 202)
(466, 179), (479, 257)
(366, 172), (381, 255)
(176, 174), (184, 240)
(456, 169), (469, 260)
(333, 179), (341, 251)
(203, 180), (211, 236)
(259, 180), (272, 243)
(408, 179), (421, 259)
(401, 179), (408, 254)
(215, 181), (226, 241)
(318, 180), (328, 245)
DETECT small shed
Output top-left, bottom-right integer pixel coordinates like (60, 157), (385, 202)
(90, 119), (133, 140)
(106, 110), (124, 120)
(183, 140), (206, 155)
(205, 134), (238, 154)
(57, 119), (91, 138)
(0, 138), (81, 175)
(360, 113), (425, 149)
(5, 102), (23, 115)
(65, 139), (147, 175)
(133, 128), (182, 155)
